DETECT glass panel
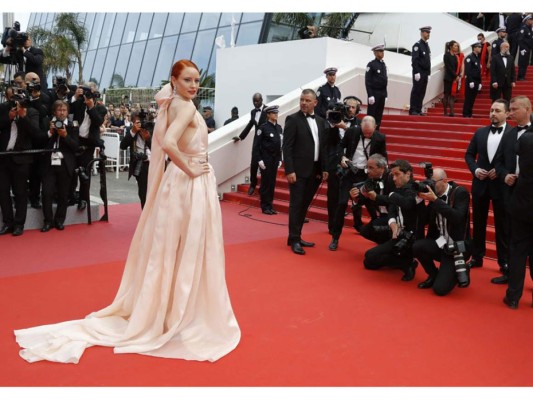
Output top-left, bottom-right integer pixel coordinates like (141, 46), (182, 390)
(240, 13), (264, 23)
(39, 13), (48, 26)
(88, 13), (105, 50)
(150, 13), (168, 39)
(71, 62), (79, 85)
(181, 13), (201, 33)
(164, 13), (184, 37)
(220, 13), (241, 27)
(153, 36), (179, 87)
(191, 29), (216, 73)
(137, 38), (162, 87)
(28, 13), (35, 28)
(82, 50), (97, 84)
(236, 22), (262, 46)
(124, 41), (147, 87)
(266, 23), (294, 43)
(110, 13), (128, 46)
(135, 13), (153, 41)
(46, 13), (55, 24)
(78, 13), (87, 25)
(208, 25), (231, 73)
(99, 13), (116, 48)
(199, 13), (220, 30)
(100, 46), (120, 89)
(83, 13), (96, 51)
(112, 44), (133, 88)
(90, 48), (108, 86)
(122, 13), (140, 44)
(174, 32), (195, 61)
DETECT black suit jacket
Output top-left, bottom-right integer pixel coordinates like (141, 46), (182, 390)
(465, 124), (512, 198)
(387, 181), (419, 233)
(340, 126), (388, 162)
(42, 124), (79, 176)
(494, 126), (519, 184)
(510, 130), (533, 221)
(239, 105), (267, 141)
(0, 105), (41, 164)
(16, 47), (46, 90)
(282, 111), (327, 178)
(490, 54), (515, 87)
(70, 99), (107, 148)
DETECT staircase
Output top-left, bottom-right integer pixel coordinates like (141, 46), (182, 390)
(223, 66), (533, 260)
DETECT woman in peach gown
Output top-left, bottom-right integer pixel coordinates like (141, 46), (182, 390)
(14, 60), (241, 363)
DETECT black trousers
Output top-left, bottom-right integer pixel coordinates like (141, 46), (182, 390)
(506, 218), (533, 302)
(518, 48), (532, 79)
(259, 157), (277, 212)
(249, 139), (259, 188)
(0, 158), (30, 228)
(28, 154), (45, 204)
(462, 84), (479, 117)
(509, 33), (519, 61)
(331, 169), (367, 240)
(134, 161), (149, 209)
(70, 146), (95, 205)
(471, 191), (507, 266)
(42, 165), (71, 225)
(363, 238), (414, 271)
(409, 74), (428, 114)
(413, 239), (459, 296)
(287, 162), (321, 244)
(359, 215), (392, 245)
(367, 93), (386, 127)
(326, 171), (340, 232)
(490, 83), (512, 102)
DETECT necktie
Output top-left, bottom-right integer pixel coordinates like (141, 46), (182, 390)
(490, 126), (503, 134)
(306, 114), (315, 119)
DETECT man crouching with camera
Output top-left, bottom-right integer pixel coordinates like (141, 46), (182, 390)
(120, 113), (151, 208)
(412, 168), (471, 295)
(363, 159), (419, 281)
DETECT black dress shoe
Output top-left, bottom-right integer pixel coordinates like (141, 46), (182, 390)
(300, 240), (315, 247)
(262, 209), (274, 215)
(418, 276), (435, 289)
(466, 258), (483, 268)
(491, 275), (508, 284)
(328, 238), (338, 251)
(0, 225), (13, 235)
(401, 260), (418, 281)
(247, 187), (255, 196)
(291, 242), (305, 255)
(55, 222), (65, 231)
(270, 209), (278, 214)
(41, 224), (52, 232)
(12, 226), (24, 236)
(78, 200), (87, 210)
(503, 296), (518, 309)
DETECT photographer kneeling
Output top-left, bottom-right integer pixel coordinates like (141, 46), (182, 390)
(120, 113), (151, 208)
(363, 160), (419, 281)
(412, 168), (471, 295)
(349, 153), (394, 244)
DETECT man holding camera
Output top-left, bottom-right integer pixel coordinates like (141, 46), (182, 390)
(315, 67), (342, 119)
(70, 82), (107, 210)
(120, 113), (151, 209)
(363, 160), (419, 281)
(365, 44), (388, 128)
(0, 87), (41, 236)
(328, 115), (387, 251)
(413, 168), (471, 295)
(41, 100), (79, 232)
(465, 99), (512, 271)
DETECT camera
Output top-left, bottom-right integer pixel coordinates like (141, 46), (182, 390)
(326, 102), (347, 125)
(11, 87), (31, 108)
(444, 240), (470, 288)
(413, 161), (435, 193)
(80, 86), (101, 100)
(131, 152), (148, 177)
(26, 79), (41, 93)
(138, 108), (154, 131)
(53, 76), (69, 93)
(352, 179), (378, 197)
(1, 22), (28, 48)
(336, 159), (359, 179)
(53, 120), (65, 130)
(393, 230), (415, 256)
(419, 161), (433, 179)
(75, 166), (90, 182)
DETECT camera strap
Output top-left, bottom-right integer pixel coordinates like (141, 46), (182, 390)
(447, 184), (470, 242)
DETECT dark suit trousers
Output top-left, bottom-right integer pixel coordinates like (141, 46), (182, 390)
(288, 163), (321, 244)
(331, 169), (366, 239)
(462, 85), (479, 117)
(135, 161), (149, 209)
(326, 171), (340, 231)
(518, 48), (531, 79)
(249, 137), (259, 188)
(359, 215), (391, 244)
(409, 74), (428, 114)
(71, 146), (95, 203)
(259, 157), (277, 212)
(490, 84), (512, 102)
(506, 219), (533, 302)
(413, 239), (458, 296)
(367, 94), (386, 127)
(0, 158), (30, 227)
(471, 191), (508, 265)
(42, 165), (71, 225)
(363, 238), (414, 271)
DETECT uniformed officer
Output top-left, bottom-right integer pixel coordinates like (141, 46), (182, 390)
(315, 67), (342, 119)
(409, 26), (432, 116)
(462, 42), (483, 118)
(491, 27), (508, 60)
(254, 105), (283, 215)
(365, 44), (388, 128)
(517, 14), (533, 81)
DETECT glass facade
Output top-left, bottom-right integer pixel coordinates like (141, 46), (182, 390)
(28, 12), (267, 90)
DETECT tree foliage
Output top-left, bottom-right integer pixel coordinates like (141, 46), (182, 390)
(272, 12), (357, 39)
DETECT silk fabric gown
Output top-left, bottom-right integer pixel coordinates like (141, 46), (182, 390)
(14, 85), (241, 363)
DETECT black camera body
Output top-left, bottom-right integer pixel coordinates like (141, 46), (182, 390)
(413, 179), (435, 193)
(443, 240), (470, 288)
(393, 230), (415, 256)
(11, 87), (31, 108)
(53, 120), (65, 130)
(80, 86), (101, 100)
(53, 76), (69, 94)
(131, 152), (148, 177)
(336, 159), (359, 179)
(326, 102), (347, 125)
(27, 80), (41, 93)
(1, 22), (27, 48)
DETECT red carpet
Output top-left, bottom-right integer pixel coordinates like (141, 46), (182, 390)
(1, 202), (533, 387)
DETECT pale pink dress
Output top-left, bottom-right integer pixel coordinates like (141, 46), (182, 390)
(14, 84), (241, 363)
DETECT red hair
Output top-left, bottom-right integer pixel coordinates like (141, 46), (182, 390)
(170, 59), (200, 88)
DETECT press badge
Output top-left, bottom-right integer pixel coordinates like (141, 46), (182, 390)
(51, 153), (61, 166)
(436, 236), (446, 249)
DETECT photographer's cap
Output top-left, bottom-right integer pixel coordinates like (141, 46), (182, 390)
(419, 26), (432, 33)
(371, 44), (385, 52)
(203, 106), (212, 111)
(471, 42), (482, 49)
(264, 105), (279, 114)
(324, 67), (337, 75)
(523, 14), (532, 24)
(495, 26), (506, 33)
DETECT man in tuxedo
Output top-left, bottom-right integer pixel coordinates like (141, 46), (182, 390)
(462, 42), (483, 118)
(363, 160), (419, 281)
(413, 168), (471, 296)
(409, 26), (432, 116)
(491, 27), (508, 61)
(0, 93), (41, 236)
(464, 99), (512, 270)
(493, 96), (533, 284)
(233, 93), (267, 196)
(41, 100), (79, 232)
(328, 115), (387, 251)
(282, 89), (328, 255)
(503, 128), (533, 309)
(490, 42), (516, 101)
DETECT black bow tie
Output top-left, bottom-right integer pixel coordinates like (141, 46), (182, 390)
(517, 125), (529, 131)
(255, 108), (261, 112)
(490, 126), (503, 134)
(306, 113), (315, 119)
(440, 194), (447, 202)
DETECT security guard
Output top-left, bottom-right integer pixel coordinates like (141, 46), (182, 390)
(491, 27), (508, 60)
(409, 26), (432, 116)
(462, 42), (483, 118)
(517, 14), (533, 81)
(315, 67), (342, 119)
(365, 44), (388, 128)
(254, 105), (283, 215)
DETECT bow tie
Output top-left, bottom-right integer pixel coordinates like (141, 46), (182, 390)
(305, 113), (315, 119)
(440, 194), (447, 202)
(490, 126), (503, 134)
(254, 108), (261, 112)
(517, 125), (529, 131)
